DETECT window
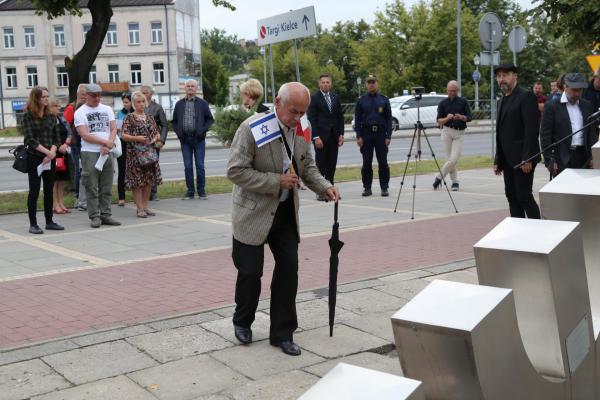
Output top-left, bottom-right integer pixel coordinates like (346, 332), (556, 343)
(128, 22), (139, 45)
(53, 25), (65, 47)
(108, 64), (119, 83)
(153, 62), (164, 84)
(105, 23), (117, 46)
(3, 27), (14, 49)
(151, 22), (162, 44)
(130, 63), (141, 85)
(82, 24), (91, 41)
(24, 26), (35, 48)
(26, 66), (38, 87)
(89, 65), (96, 84)
(6, 67), (17, 88)
(56, 66), (68, 87)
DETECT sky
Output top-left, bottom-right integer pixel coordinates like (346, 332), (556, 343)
(200, 0), (535, 40)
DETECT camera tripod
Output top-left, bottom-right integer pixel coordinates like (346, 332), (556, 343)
(393, 97), (459, 219)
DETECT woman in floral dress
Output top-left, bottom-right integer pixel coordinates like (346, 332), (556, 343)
(121, 91), (163, 218)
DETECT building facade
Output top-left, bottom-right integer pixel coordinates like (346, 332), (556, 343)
(0, 0), (202, 127)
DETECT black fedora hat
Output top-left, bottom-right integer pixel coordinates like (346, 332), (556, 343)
(494, 63), (518, 75)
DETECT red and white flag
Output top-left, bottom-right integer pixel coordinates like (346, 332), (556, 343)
(295, 114), (311, 143)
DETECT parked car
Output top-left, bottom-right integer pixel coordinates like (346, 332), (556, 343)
(351, 93), (445, 131)
(390, 94), (446, 130)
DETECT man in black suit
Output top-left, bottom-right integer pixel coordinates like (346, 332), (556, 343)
(307, 74), (345, 200)
(541, 73), (597, 177)
(493, 63), (541, 219)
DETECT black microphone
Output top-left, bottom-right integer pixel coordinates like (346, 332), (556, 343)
(588, 109), (600, 121)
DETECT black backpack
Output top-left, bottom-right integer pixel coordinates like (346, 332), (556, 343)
(9, 145), (28, 173)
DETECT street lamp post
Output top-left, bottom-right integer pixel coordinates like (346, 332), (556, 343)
(356, 77), (362, 98)
(473, 54), (480, 111)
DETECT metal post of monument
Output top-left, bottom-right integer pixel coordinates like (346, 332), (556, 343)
(257, 6), (317, 92)
(479, 12), (502, 160)
(293, 39), (301, 82)
(269, 44), (276, 101)
(508, 26), (527, 68)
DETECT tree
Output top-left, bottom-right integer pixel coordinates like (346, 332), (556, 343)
(532, 0), (600, 47)
(31, 0), (235, 101)
(202, 28), (247, 74)
(201, 47), (229, 106)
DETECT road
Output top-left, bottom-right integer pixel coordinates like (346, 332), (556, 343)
(0, 132), (495, 192)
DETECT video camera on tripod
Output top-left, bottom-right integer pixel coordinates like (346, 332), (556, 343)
(411, 86), (425, 101)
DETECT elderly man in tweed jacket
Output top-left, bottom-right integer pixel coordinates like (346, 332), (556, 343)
(227, 82), (340, 356)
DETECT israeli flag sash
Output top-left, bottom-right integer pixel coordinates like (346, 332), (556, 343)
(250, 113), (281, 148)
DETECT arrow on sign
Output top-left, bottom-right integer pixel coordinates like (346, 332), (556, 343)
(302, 15), (310, 30)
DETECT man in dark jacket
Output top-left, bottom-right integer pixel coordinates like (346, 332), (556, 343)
(172, 79), (214, 200)
(541, 73), (598, 177)
(307, 74), (345, 200)
(583, 67), (600, 113)
(493, 63), (541, 219)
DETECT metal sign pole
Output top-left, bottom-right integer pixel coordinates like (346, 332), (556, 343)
(0, 64), (5, 129)
(488, 21), (496, 159)
(293, 39), (301, 82)
(269, 44), (276, 101)
(457, 0), (461, 95)
(261, 47), (268, 103)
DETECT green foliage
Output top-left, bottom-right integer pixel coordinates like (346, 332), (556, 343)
(211, 106), (254, 146)
(31, 0), (81, 18)
(532, 0), (600, 47)
(202, 28), (258, 74)
(201, 47), (229, 106)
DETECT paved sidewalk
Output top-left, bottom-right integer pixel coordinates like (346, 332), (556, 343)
(0, 168), (548, 399)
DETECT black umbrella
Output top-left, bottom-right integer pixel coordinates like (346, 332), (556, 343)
(328, 201), (344, 337)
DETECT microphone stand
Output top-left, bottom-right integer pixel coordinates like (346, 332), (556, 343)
(514, 114), (600, 170)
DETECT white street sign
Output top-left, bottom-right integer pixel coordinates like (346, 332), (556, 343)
(257, 6), (317, 46)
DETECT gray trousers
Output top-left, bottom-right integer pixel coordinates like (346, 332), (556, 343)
(80, 151), (114, 220)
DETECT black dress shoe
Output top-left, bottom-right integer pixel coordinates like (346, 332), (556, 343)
(451, 182), (459, 191)
(234, 325), (252, 345)
(381, 189), (389, 197)
(273, 340), (301, 356)
(433, 177), (442, 190)
(45, 222), (64, 231)
(361, 189), (372, 197)
(29, 225), (43, 234)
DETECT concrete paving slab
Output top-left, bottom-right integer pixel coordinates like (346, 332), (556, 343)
(0, 359), (70, 400)
(42, 340), (157, 385)
(210, 341), (324, 380)
(146, 312), (222, 331)
(374, 279), (429, 301)
(126, 325), (233, 363)
(127, 354), (249, 400)
(0, 340), (78, 366)
(294, 325), (388, 359)
(334, 288), (408, 315)
(295, 299), (359, 331)
(336, 278), (382, 293)
(224, 370), (319, 400)
(342, 313), (396, 343)
(31, 375), (155, 400)
(71, 325), (157, 347)
(201, 312), (270, 343)
(302, 351), (402, 378)
(423, 258), (475, 274)
(424, 269), (479, 284)
(377, 269), (434, 282)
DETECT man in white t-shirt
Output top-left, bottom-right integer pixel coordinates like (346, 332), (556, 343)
(74, 84), (121, 228)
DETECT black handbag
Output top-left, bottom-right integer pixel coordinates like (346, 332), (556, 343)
(9, 145), (28, 173)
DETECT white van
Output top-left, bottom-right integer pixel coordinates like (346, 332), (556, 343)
(390, 94), (446, 130)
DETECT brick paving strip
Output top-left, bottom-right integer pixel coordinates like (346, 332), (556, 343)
(0, 208), (507, 350)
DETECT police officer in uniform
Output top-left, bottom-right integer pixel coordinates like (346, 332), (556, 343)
(354, 74), (393, 196)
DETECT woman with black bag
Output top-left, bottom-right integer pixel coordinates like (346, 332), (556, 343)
(22, 86), (64, 234)
(122, 91), (163, 218)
